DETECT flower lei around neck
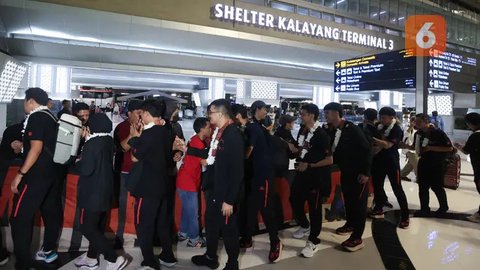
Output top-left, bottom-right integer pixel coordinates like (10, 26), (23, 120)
(22, 105), (50, 137)
(415, 133), (429, 155)
(331, 120), (348, 153)
(377, 119), (397, 137)
(143, 122), (155, 130)
(206, 121), (233, 165)
(85, 133), (111, 142)
(298, 122), (321, 159)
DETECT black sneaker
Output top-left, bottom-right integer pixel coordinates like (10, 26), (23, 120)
(192, 254), (220, 269)
(268, 241), (282, 263)
(414, 209), (431, 217)
(159, 252), (177, 268)
(368, 208), (384, 219)
(0, 249), (9, 266)
(435, 208), (449, 217)
(239, 238), (253, 249)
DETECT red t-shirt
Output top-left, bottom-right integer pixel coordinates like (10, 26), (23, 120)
(176, 135), (206, 192)
(114, 120), (133, 173)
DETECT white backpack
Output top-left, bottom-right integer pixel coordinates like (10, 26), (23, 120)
(40, 111), (83, 164)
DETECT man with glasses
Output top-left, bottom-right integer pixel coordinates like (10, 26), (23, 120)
(192, 99), (244, 270)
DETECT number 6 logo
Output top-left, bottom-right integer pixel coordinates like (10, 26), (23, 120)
(405, 15), (446, 56)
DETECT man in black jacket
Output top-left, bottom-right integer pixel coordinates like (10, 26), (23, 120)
(241, 100), (282, 262)
(290, 104), (333, 258)
(129, 99), (177, 270)
(369, 107), (410, 229)
(323, 102), (371, 252)
(10, 88), (60, 269)
(192, 99), (244, 270)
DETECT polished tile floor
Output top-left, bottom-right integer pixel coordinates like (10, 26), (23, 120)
(52, 158), (480, 270)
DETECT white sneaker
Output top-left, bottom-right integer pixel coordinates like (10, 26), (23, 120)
(106, 256), (128, 270)
(466, 212), (480, 223)
(74, 253), (99, 270)
(293, 227), (310, 239)
(300, 241), (318, 258)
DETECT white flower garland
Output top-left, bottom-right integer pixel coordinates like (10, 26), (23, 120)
(299, 122), (321, 159)
(415, 133), (429, 155)
(332, 128), (342, 153)
(143, 122), (155, 130)
(206, 127), (220, 165)
(21, 105), (50, 153)
(21, 105), (50, 137)
(85, 133), (111, 142)
(377, 119), (397, 137)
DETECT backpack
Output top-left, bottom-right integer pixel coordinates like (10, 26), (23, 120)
(40, 111), (83, 164)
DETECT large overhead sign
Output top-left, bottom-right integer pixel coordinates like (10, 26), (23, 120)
(426, 49), (478, 93)
(212, 3), (394, 51)
(333, 50), (416, 92)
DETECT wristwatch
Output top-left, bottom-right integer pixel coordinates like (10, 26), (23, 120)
(18, 170), (26, 176)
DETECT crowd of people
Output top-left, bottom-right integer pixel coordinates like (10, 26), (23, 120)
(0, 87), (479, 270)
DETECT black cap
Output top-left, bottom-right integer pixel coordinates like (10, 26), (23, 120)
(251, 100), (267, 114)
(379, 107), (396, 116)
(127, 100), (142, 112)
(88, 113), (112, 134)
(279, 114), (296, 126)
(323, 102), (344, 117)
(364, 108), (378, 121)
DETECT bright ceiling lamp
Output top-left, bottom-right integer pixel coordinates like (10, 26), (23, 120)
(0, 58), (28, 103)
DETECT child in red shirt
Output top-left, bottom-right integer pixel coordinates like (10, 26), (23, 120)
(176, 117), (211, 247)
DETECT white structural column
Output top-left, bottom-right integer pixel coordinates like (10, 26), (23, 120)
(313, 85), (333, 108)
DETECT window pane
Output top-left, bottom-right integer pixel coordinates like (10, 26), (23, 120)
(406, 3), (415, 17)
(379, 0), (388, 22)
(359, 0), (369, 17)
(348, 0), (359, 13)
(345, 18), (356, 26)
(324, 0), (336, 9)
(322, 12), (334, 21)
(271, 2), (294, 12)
(355, 20), (365, 28)
(337, 0), (347, 11)
(389, 0), (398, 25)
(398, 1), (407, 26)
(365, 23), (381, 32)
(370, 0), (379, 19)
(310, 10), (321, 18)
(297, 7), (309, 16)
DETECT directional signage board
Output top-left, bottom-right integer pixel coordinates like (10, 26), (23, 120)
(426, 49), (479, 93)
(334, 49), (416, 92)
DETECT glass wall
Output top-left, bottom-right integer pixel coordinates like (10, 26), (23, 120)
(296, 0), (480, 50)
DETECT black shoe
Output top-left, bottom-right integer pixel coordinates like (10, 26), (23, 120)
(239, 238), (253, 249)
(414, 209), (431, 217)
(0, 249), (9, 266)
(192, 254), (220, 269)
(223, 261), (239, 270)
(159, 252), (177, 268)
(435, 208), (449, 217)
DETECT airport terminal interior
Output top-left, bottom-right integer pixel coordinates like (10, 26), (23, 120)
(0, 0), (479, 269)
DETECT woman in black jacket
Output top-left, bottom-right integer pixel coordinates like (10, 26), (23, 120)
(74, 113), (128, 270)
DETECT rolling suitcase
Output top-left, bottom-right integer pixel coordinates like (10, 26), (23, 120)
(444, 153), (461, 190)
